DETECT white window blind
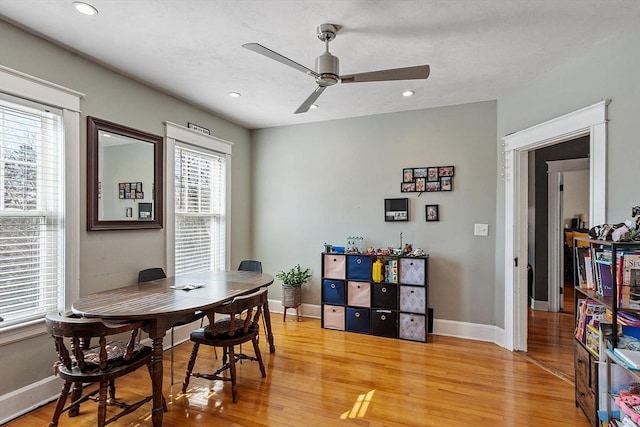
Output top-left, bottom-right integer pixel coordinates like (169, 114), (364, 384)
(174, 143), (225, 274)
(0, 97), (64, 328)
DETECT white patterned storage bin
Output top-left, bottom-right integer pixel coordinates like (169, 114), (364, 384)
(399, 285), (426, 314)
(399, 313), (426, 342)
(399, 258), (426, 285)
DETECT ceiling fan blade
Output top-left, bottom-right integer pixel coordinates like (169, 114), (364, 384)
(295, 86), (326, 114)
(340, 65), (430, 83)
(243, 43), (319, 78)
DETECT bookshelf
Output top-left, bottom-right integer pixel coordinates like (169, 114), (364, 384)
(573, 236), (640, 426)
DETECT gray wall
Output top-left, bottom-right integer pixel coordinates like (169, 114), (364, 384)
(251, 101), (498, 324)
(496, 22), (640, 326)
(0, 20), (252, 396)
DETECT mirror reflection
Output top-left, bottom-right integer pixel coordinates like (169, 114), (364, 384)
(99, 131), (154, 221)
(87, 116), (163, 231)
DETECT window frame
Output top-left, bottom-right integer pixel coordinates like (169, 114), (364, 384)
(164, 121), (232, 276)
(0, 66), (82, 345)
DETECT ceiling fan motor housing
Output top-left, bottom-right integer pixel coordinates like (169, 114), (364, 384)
(315, 52), (339, 86)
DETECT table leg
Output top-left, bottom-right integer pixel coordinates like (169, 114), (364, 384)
(262, 301), (276, 353)
(150, 335), (164, 427)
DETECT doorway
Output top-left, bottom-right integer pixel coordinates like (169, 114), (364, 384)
(502, 100), (607, 352)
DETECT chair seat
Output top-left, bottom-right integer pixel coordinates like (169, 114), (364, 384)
(194, 322), (260, 347)
(56, 344), (152, 382)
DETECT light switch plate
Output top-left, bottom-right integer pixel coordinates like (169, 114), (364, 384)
(474, 223), (489, 236)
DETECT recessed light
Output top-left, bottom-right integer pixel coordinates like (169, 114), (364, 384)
(310, 104), (319, 110)
(228, 92), (241, 98)
(402, 90), (415, 97)
(73, 2), (98, 15)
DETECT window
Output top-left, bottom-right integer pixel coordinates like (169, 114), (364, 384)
(0, 97), (63, 328)
(0, 66), (80, 340)
(174, 143), (226, 274)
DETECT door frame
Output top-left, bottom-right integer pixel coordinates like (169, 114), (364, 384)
(502, 100), (607, 351)
(547, 158), (589, 312)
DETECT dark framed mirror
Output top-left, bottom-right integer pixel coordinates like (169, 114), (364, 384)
(87, 116), (163, 231)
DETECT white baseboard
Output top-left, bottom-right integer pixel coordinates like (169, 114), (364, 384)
(530, 298), (550, 311)
(0, 375), (60, 425)
(0, 298), (505, 424)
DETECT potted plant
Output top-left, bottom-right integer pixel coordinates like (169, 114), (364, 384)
(276, 264), (312, 320)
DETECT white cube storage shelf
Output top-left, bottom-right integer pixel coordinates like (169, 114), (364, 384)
(320, 253), (429, 342)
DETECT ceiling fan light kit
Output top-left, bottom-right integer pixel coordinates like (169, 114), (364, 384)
(243, 23), (430, 114)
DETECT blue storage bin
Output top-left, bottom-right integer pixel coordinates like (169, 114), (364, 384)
(347, 255), (372, 281)
(346, 307), (370, 334)
(322, 279), (346, 305)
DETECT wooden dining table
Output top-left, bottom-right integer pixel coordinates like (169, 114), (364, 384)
(71, 270), (275, 427)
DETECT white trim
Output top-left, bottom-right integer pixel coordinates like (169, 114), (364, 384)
(165, 121), (233, 154)
(502, 100), (607, 351)
(530, 298), (550, 311)
(0, 375), (59, 425)
(0, 68), (81, 344)
(0, 65), (84, 112)
(164, 122), (233, 275)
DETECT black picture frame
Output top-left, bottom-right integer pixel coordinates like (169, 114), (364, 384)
(138, 202), (153, 220)
(401, 182), (415, 193)
(385, 198), (409, 222)
(427, 167), (439, 181)
(426, 204), (439, 221)
(440, 176), (452, 191)
(403, 168), (414, 183)
(400, 166), (456, 193)
(439, 166), (455, 177)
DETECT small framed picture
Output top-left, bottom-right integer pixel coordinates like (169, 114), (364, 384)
(426, 181), (440, 192)
(415, 177), (426, 192)
(119, 189), (125, 199)
(439, 166), (455, 177)
(401, 182), (416, 193)
(441, 176), (452, 191)
(385, 198), (409, 222)
(136, 191), (144, 199)
(413, 167), (428, 178)
(426, 204), (439, 222)
(403, 168), (414, 183)
(427, 167), (439, 181)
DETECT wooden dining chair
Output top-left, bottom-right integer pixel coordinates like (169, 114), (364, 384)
(181, 288), (268, 403)
(138, 267), (207, 384)
(237, 259), (274, 352)
(45, 313), (166, 427)
(238, 259), (262, 273)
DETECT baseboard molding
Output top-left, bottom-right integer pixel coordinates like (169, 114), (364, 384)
(0, 299), (505, 424)
(530, 298), (550, 311)
(0, 375), (59, 425)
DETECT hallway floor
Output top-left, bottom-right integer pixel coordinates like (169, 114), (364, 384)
(525, 282), (575, 382)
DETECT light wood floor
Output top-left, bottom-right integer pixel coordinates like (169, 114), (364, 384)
(525, 282), (575, 381)
(8, 312), (589, 427)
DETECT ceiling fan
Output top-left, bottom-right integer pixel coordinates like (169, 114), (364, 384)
(243, 23), (430, 114)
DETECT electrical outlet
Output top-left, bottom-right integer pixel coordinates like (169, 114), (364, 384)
(474, 223), (489, 236)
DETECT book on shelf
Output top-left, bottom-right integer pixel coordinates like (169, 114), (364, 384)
(613, 348), (640, 370)
(622, 253), (640, 307)
(584, 255), (595, 290)
(575, 298), (607, 343)
(595, 259), (614, 297)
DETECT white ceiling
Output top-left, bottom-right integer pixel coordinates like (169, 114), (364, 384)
(1, 1), (638, 129)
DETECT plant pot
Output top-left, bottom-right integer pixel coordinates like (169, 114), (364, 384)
(282, 285), (302, 308)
